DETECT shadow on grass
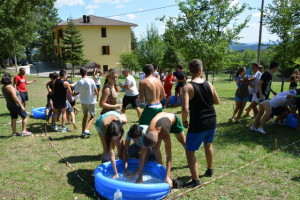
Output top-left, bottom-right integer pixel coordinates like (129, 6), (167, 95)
(291, 176), (300, 182)
(51, 135), (82, 141)
(67, 169), (106, 200)
(216, 119), (300, 157)
(0, 135), (12, 139)
(172, 165), (189, 171)
(59, 154), (101, 164)
(0, 113), (10, 117)
(27, 123), (46, 134)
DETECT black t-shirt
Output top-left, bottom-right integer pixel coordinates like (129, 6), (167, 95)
(290, 75), (298, 88)
(173, 71), (185, 80)
(260, 71), (272, 99)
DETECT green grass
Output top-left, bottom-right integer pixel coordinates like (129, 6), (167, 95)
(0, 72), (299, 199)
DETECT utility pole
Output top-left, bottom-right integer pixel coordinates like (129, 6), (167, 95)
(257, 0), (265, 64)
(13, 41), (18, 72)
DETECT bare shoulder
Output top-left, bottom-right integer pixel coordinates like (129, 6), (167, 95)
(183, 82), (193, 90)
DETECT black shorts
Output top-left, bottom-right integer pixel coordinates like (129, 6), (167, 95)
(20, 91), (28, 102)
(53, 101), (67, 110)
(69, 100), (76, 107)
(122, 95), (139, 108)
(175, 83), (185, 93)
(271, 107), (287, 117)
(248, 94), (253, 102)
(7, 105), (27, 119)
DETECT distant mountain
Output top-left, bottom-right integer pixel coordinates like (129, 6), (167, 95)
(230, 43), (273, 51)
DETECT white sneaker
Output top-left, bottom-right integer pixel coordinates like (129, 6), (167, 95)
(250, 125), (257, 131)
(257, 128), (266, 134)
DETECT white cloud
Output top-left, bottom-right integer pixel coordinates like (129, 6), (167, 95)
(92, 0), (130, 5)
(126, 14), (137, 20)
(55, 0), (84, 7)
(111, 16), (121, 20)
(115, 4), (125, 9)
(252, 12), (261, 17)
(138, 8), (143, 12)
(86, 4), (99, 10)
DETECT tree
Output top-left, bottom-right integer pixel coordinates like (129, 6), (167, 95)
(61, 20), (86, 77)
(265, 0), (300, 91)
(161, 0), (250, 80)
(119, 52), (140, 72)
(131, 29), (138, 51)
(136, 24), (166, 67)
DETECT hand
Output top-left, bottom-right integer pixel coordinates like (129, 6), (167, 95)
(129, 171), (138, 179)
(33, 79), (37, 82)
(165, 177), (173, 188)
(259, 96), (265, 101)
(21, 105), (25, 111)
(183, 121), (189, 128)
(135, 176), (143, 183)
(116, 104), (122, 109)
(112, 173), (119, 179)
(124, 168), (130, 177)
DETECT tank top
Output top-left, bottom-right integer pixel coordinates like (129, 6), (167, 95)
(53, 79), (67, 102)
(2, 86), (22, 107)
(188, 81), (217, 133)
(101, 85), (118, 114)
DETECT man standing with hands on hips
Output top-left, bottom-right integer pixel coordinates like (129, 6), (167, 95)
(182, 59), (220, 188)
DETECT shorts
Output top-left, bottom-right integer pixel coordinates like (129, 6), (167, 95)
(186, 129), (216, 151)
(53, 101), (67, 110)
(175, 83), (185, 93)
(248, 94), (253, 102)
(235, 96), (248, 102)
(96, 84), (100, 89)
(170, 115), (184, 134)
(251, 93), (260, 103)
(66, 101), (73, 112)
(69, 100), (76, 107)
(7, 105), (28, 119)
(19, 91), (28, 102)
(128, 143), (156, 161)
(122, 95), (139, 108)
(81, 103), (96, 116)
(139, 104), (163, 125)
(165, 88), (172, 97)
(271, 107), (287, 117)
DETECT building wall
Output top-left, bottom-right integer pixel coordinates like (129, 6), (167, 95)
(53, 25), (132, 71)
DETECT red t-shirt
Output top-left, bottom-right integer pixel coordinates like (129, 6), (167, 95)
(164, 75), (174, 92)
(14, 74), (27, 92)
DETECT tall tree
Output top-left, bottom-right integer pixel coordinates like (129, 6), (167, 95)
(161, 0), (250, 80)
(119, 52), (140, 72)
(265, 0), (300, 91)
(136, 24), (166, 67)
(131, 29), (138, 51)
(61, 20), (86, 77)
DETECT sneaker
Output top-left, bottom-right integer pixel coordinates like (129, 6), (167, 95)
(21, 130), (32, 136)
(250, 125), (257, 131)
(257, 128), (266, 134)
(85, 132), (91, 136)
(53, 125), (58, 132)
(184, 179), (200, 188)
(203, 168), (214, 177)
(13, 133), (22, 137)
(61, 126), (68, 132)
(81, 132), (86, 138)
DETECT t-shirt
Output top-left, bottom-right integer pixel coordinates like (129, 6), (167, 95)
(124, 75), (139, 96)
(173, 71), (185, 81)
(164, 75), (174, 91)
(126, 125), (148, 148)
(252, 71), (262, 93)
(276, 90), (297, 97)
(93, 74), (101, 85)
(14, 74), (27, 92)
(260, 71), (273, 99)
(74, 77), (96, 104)
(269, 96), (292, 108)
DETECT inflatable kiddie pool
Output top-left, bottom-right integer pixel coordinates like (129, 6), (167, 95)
(32, 107), (47, 120)
(94, 159), (170, 200)
(285, 113), (298, 129)
(161, 95), (181, 106)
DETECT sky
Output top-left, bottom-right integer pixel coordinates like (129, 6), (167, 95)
(55, 0), (278, 43)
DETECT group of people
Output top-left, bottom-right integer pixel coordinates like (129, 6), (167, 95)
(232, 61), (300, 134)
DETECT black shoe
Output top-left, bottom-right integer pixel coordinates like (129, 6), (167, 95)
(203, 168), (213, 177)
(184, 180), (200, 188)
(172, 179), (184, 189)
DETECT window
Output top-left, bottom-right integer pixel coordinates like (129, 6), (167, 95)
(101, 28), (107, 37)
(102, 46), (110, 55)
(59, 29), (63, 38)
(103, 65), (108, 72)
(52, 32), (56, 39)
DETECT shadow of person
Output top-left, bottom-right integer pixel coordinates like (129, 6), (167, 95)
(59, 154), (102, 164)
(67, 169), (106, 199)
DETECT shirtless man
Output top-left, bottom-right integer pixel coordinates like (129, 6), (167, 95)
(133, 112), (186, 188)
(139, 64), (165, 125)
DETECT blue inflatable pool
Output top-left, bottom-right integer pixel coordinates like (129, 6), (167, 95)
(32, 107), (47, 120)
(94, 159), (170, 200)
(161, 95), (181, 106)
(285, 114), (298, 129)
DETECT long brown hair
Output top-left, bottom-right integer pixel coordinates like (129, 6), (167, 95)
(104, 68), (120, 92)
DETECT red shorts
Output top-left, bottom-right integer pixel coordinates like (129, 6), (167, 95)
(164, 88), (172, 97)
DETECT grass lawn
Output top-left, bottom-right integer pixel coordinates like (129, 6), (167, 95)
(0, 72), (299, 199)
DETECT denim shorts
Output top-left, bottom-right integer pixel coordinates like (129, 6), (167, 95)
(235, 96), (249, 102)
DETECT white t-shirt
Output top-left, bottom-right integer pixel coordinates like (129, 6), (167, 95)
(74, 77), (96, 104)
(124, 75), (139, 96)
(253, 71), (262, 93)
(269, 95), (293, 108)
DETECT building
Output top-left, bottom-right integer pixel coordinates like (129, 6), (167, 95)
(52, 15), (137, 72)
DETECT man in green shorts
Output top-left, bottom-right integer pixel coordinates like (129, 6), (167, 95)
(138, 64), (165, 125)
(132, 112), (186, 188)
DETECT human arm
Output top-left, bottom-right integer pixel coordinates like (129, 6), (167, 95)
(99, 87), (122, 109)
(46, 82), (52, 94)
(159, 82), (166, 101)
(135, 146), (147, 183)
(26, 79), (37, 84)
(258, 80), (265, 101)
(7, 85), (25, 110)
(123, 139), (131, 172)
(208, 82), (220, 105)
(138, 81), (145, 104)
(119, 113), (127, 124)
(109, 140), (119, 179)
(182, 84), (190, 128)
(270, 89), (277, 96)
(64, 81), (74, 95)
(164, 134), (173, 188)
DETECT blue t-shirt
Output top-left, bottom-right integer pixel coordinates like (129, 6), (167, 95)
(126, 125), (148, 148)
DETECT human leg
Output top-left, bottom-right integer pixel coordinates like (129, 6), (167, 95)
(99, 134), (108, 162)
(204, 143), (213, 169)
(236, 101), (247, 120)
(174, 131), (186, 149)
(11, 118), (17, 135)
(116, 138), (124, 159)
(231, 100), (241, 120)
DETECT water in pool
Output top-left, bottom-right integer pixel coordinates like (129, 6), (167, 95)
(107, 170), (163, 184)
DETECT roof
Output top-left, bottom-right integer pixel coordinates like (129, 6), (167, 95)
(55, 15), (137, 28)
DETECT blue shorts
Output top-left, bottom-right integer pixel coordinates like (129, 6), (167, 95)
(235, 96), (248, 102)
(186, 129), (216, 151)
